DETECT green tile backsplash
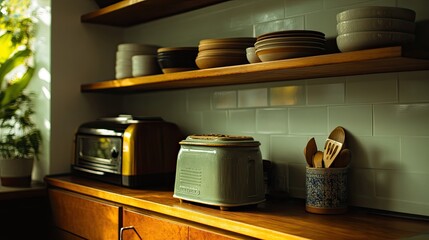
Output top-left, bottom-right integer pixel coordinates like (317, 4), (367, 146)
(123, 0), (429, 216)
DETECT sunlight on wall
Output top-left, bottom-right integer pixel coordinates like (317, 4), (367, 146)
(28, 0), (51, 182)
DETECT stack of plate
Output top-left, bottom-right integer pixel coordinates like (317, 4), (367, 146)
(336, 6), (416, 52)
(157, 47), (199, 73)
(254, 30), (326, 62)
(195, 37), (256, 69)
(132, 55), (162, 77)
(116, 43), (160, 79)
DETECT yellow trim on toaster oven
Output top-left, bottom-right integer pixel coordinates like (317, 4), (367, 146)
(122, 124), (137, 176)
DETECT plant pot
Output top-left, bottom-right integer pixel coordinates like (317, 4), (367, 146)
(0, 158), (33, 187)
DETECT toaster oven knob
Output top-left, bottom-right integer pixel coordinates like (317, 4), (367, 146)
(111, 148), (119, 159)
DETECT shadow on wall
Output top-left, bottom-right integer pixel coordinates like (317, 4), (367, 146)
(415, 20), (429, 50)
(346, 131), (401, 211)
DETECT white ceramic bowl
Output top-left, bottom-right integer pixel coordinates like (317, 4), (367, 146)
(336, 31), (415, 52)
(246, 47), (261, 63)
(131, 55), (162, 77)
(336, 6), (416, 22)
(337, 18), (415, 34)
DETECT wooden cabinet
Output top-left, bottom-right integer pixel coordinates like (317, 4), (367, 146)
(121, 208), (246, 240)
(49, 189), (121, 240)
(122, 208), (188, 240)
(48, 188), (249, 240)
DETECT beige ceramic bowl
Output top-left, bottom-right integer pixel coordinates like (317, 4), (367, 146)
(195, 56), (248, 69)
(246, 47), (261, 63)
(337, 18), (415, 34)
(336, 6), (416, 22)
(255, 47), (324, 62)
(336, 31), (415, 52)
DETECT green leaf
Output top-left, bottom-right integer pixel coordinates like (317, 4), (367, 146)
(0, 32), (18, 63)
(0, 66), (34, 108)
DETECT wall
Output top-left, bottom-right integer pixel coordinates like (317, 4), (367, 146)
(51, 0), (124, 175)
(121, 0), (429, 216)
(27, 0), (51, 182)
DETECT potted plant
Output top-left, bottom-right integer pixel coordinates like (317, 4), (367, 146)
(0, 0), (41, 187)
(0, 92), (41, 187)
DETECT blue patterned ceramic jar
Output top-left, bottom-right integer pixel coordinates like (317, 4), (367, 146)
(305, 166), (348, 214)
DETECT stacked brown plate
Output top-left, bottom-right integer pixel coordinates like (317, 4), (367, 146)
(196, 37), (256, 69)
(254, 30), (326, 62)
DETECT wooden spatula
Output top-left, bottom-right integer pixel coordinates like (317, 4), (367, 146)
(323, 139), (342, 168)
(304, 137), (317, 167)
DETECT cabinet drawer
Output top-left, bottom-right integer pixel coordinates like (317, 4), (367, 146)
(122, 208), (188, 240)
(189, 226), (254, 240)
(49, 189), (121, 240)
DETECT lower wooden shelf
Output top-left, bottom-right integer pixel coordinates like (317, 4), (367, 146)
(81, 46), (429, 93)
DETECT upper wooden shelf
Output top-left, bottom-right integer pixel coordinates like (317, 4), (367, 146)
(81, 46), (429, 93)
(81, 0), (229, 27)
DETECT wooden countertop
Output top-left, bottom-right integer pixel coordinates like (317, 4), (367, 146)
(0, 181), (46, 201)
(44, 175), (429, 240)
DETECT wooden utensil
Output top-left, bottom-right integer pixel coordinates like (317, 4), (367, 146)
(328, 126), (346, 145)
(323, 139), (342, 168)
(331, 148), (351, 168)
(304, 137), (317, 167)
(313, 151), (324, 168)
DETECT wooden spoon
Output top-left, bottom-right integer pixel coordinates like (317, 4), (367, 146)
(304, 137), (317, 167)
(328, 126), (346, 146)
(331, 148), (351, 168)
(313, 151), (324, 168)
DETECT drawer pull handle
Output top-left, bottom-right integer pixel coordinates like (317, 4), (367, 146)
(120, 226), (142, 240)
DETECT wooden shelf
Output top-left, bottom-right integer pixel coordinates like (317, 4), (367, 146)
(81, 0), (229, 27)
(81, 46), (429, 93)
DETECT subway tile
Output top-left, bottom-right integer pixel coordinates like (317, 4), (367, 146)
(213, 90), (237, 109)
(305, 8), (339, 38)
(253, 16), (304, 37)
(271, 135), (309, 165)
(346, 73), (398, 104)
(201, 110), (228, 134)
(187, 89), (212, 112)
(288, 163), (306, 198)
(324, 0), (372, 9)
(228, 109), (256, 133)
(270, 135), (308, 191)
(347, 136), (401, 169)
(256, 108), (288, 134)
(307, 78), (345, 105)
(328, 105), (373, 136)
(251, 0), (285, 24)
(401, 137), (429, 173)
(177, 111), (203, 134)
(289, 106), (328, 135)
(374, 103), (429, 136)
(252, 133), (270, 160)
(398, 0), (429, 22)
(284, 0), (323, 17)
(375, 170), (429, 204)
(348, 168), (376, 198)
(238, 88), (268, 108)
(270, 85), (306, 106)
(398, 70), (429, 103)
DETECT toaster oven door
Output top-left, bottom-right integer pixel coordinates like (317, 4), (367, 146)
(75, 135), (122, 174)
